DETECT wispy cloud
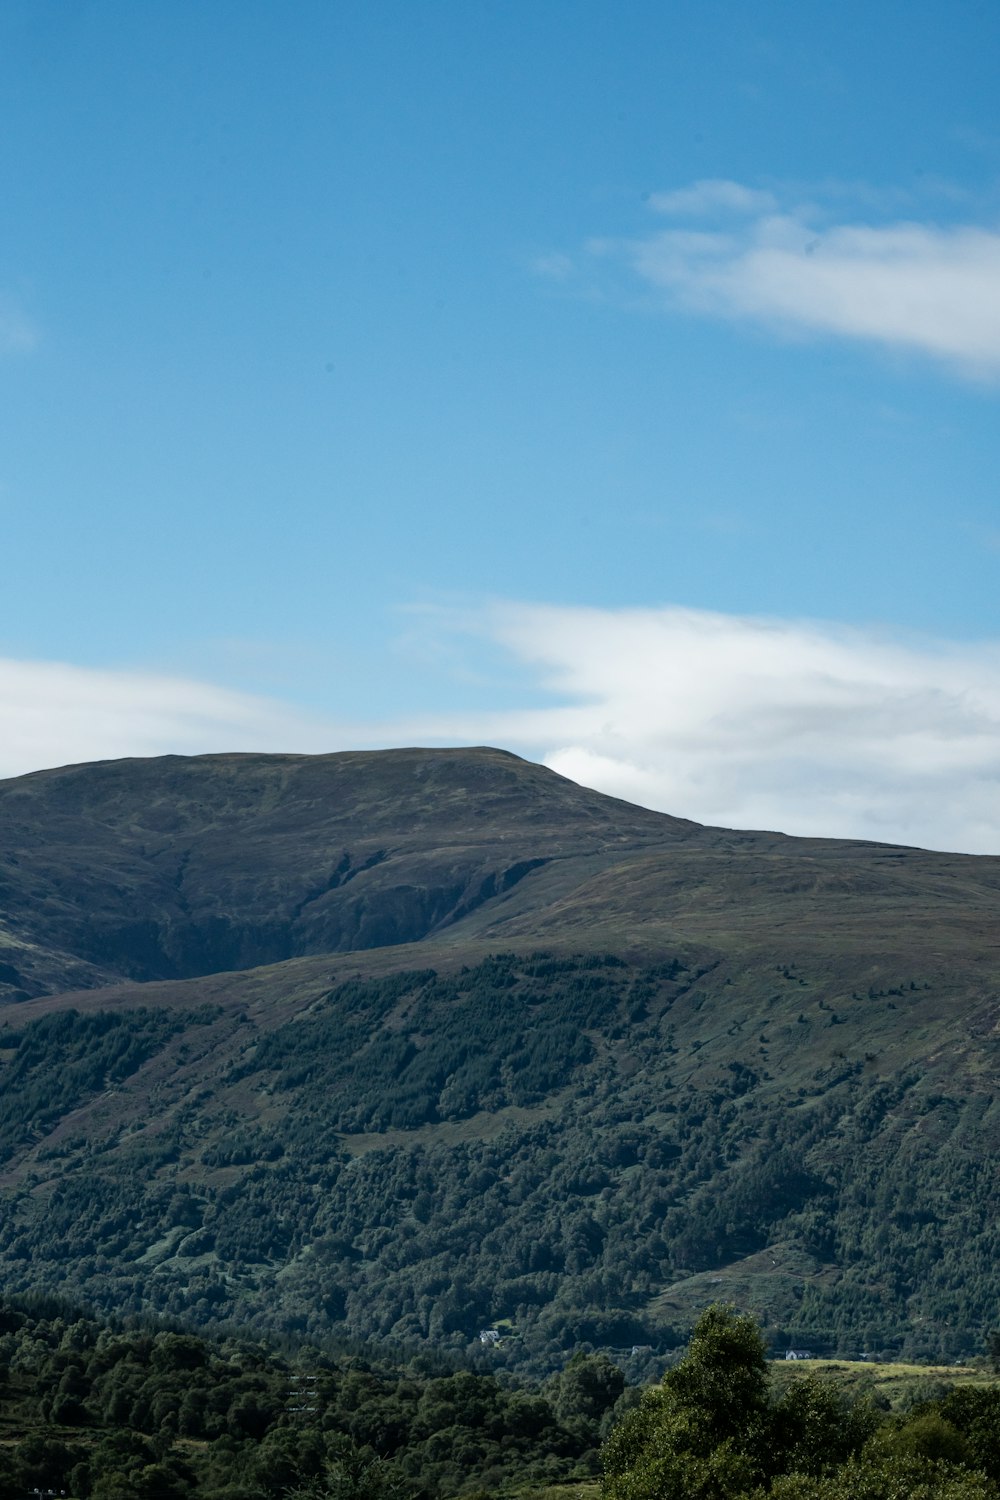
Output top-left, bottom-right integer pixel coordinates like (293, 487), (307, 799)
(0, 657), (339, 781)
(7, 609), (1000, 856)
(530, 251), (577, 281)
(648, 178), (778, 217)
(0, 302), (38, 355)
(389, 603), (1000, 855)
(585, 181), (1000, 378)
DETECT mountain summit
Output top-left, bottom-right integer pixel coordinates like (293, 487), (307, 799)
(0, 747), (695, 999)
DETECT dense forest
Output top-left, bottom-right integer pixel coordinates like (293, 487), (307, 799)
(0, 1293), (624, 1498)
(1, 953), (998, 1372)
(1, 1296), (997, 1499)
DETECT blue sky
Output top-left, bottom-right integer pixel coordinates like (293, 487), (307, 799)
(2, 2), (1000, 850)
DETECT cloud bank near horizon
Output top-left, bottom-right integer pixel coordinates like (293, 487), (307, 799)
(460, 602), (1000, 855)
(5, 604), (1000, 855)
(581, 179), (1000, 378)
(0, 657), (339, 777)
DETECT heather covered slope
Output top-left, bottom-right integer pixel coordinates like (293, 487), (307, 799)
(0, 747), (697, 1001)
(0, 749), (999, 1373)
(4, 746), (1000, 1002)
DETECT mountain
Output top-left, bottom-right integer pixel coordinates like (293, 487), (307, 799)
(0, 747), (998, 1375)
(0, 747), (696, 1001)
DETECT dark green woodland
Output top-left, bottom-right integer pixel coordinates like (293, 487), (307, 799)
(0, 1297), (997, 1499)
(0, 1292), (617, 1498)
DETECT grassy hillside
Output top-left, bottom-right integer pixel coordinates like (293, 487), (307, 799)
(0, 748), (691, 1000)
(0, 750), (998, 1373)
(0, 948), (997, 1372)
(767, 1360), (997, 1410)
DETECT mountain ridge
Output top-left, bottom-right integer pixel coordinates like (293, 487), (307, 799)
(3, 746), (993, 1006)
(0, 746), (704, 1001)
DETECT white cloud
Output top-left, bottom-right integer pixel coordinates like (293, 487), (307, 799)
(390, 603), (1000, 855)
(0, 657), (340, 781)
(7, 608), (1000, 855)
(649, 179), (778, 217)
(598, 184), (1000, 377)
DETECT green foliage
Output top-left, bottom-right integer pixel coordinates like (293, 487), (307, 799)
(0, 1294), (601, 1497)
(604, 1308), (771, 1500)
(1, 953), (1000, 1372)
(600, 1308), (1000, 1500)
(939, 1388), (1000, 1481)
(549, 1353), (627, 1427)
(232, 957), (610, 1130)
(666, 1306), (770, 1447)
(0, 1007), (187, 1161)
(770, 1376), (877, 1476)
(765, 1455), (997, 1499)
(873, 1412), (971, 1466)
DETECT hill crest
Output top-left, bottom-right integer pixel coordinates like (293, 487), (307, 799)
(0, 746), (700, 1001)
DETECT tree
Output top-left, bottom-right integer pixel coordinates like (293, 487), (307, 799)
(550, 1352), (626, 1427)
(770, 1375), (876, 1477)
(939, 1388), (1000, 1483)
(666, 1305), (770, 1448)
(603, 1305), (770, 1500)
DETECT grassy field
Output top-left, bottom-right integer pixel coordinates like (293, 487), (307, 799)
(768, 1358), (998, 1408)
(515, 1485), (601, 1500)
